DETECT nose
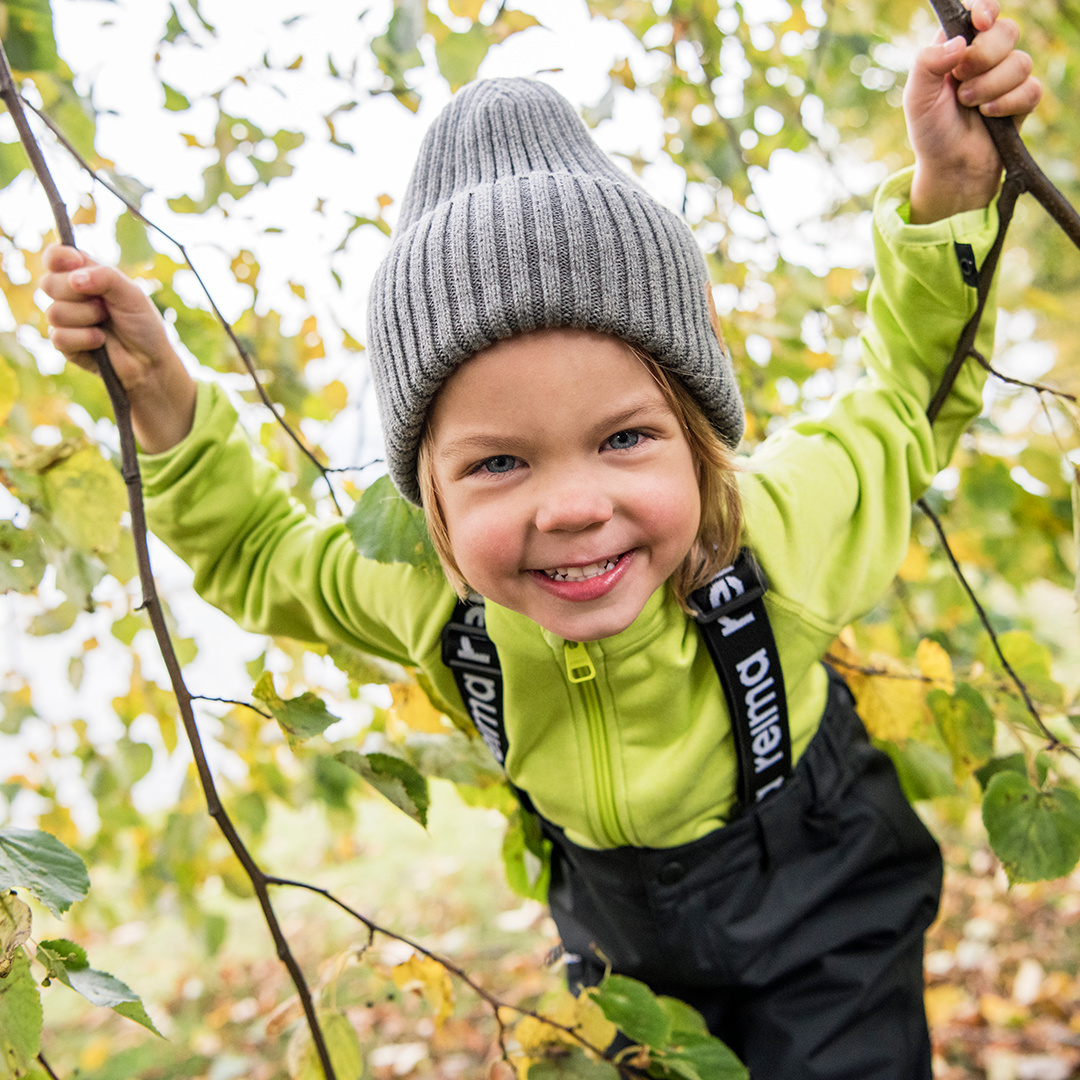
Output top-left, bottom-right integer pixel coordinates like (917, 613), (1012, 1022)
(534, 475), (614, 533)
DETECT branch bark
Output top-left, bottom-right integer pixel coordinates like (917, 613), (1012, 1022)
(0, 38), (340, 1080)
(925, 0), (1080, 420)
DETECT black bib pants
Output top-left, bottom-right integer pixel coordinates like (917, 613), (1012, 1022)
(542, 671), (943, 1080)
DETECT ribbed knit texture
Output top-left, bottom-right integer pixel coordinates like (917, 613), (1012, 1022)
(367, 77), (745, 504)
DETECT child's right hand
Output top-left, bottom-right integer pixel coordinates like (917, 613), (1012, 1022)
(41, 244), (197, 453)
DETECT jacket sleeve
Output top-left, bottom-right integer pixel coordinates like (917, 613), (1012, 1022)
(139, 383), (457, 667)
(739, 167), (999, 633)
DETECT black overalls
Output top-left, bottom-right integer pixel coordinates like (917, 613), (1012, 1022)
(442, 553), (943, 1080)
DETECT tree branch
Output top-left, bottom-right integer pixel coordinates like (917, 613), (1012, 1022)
(0, 38), (340, 1080)
(924, 1), (1080, 418)
(916, 498), (1078, 761)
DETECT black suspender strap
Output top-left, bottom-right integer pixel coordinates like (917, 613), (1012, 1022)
(440, 547), (793, 813)
(440, 596), (508, 766)
(687, 549), (792, 808)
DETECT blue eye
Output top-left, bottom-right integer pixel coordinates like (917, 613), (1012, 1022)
(480, 455), (518, 474)
(606, 430), (642, 450)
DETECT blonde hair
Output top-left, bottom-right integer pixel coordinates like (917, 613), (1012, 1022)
(417, 345), (743, 611)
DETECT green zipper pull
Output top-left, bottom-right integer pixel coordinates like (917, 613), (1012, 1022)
(564, 641), (596, 683)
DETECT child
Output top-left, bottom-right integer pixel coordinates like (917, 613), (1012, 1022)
(41, 4), (1039, 1076)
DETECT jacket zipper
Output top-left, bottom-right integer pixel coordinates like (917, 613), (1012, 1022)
(564, 641), (630, 847)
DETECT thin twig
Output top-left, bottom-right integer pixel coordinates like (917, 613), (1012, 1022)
(824, 653), (936, 684)
(21, 96), (343, 515)
(36, 1054), (61, 1080)
(0, 39), (339, 1080)
(973, 351), (1079, 405)
(917, 498), (1078, 762)
(263, 874), (652, 1077)
(192, 695), (274, 720)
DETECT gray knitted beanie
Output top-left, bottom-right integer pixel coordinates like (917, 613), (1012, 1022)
(367, 77), (745, 505)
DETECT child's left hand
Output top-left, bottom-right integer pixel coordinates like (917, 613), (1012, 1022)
(904, 0), (1041, 223)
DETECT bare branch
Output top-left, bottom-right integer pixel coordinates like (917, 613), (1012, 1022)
(264, 875), (652, 1077)
(916, 498), (1079, 761)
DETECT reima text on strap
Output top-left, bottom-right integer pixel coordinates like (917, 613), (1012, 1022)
(441, 548), (793, 815)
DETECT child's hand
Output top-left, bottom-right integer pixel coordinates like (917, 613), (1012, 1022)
(904, 0), (1041, 223)
(41, 244), (197, 452)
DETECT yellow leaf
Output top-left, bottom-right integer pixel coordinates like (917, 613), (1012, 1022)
(37, 803), (80, 851)
(829, 632), (924, 742)
(449, 0), (485, 18)
(978, 992), (1028, 1028)
(321, 380), (348, 416)
(492, 9), (540, 42)
(286, 1010), (364, 1080)
(896, 539), (928, 582)
(916, 639), (954, 694)
(389, 682), (449, 734)
(79, 1038), (112, 1072)
(300, 314), (325, 362)
(392, 954), (455, 1028)
(40, 444), (127, 555)
(71, 199), (97, 226)
(924, 984), (970, 1028)
(230, 249), (260, 287)
(0, 354), (16, 425)
(781, 8), (810, 33)
(0, 893), (32, 978)
(514, 989), (615, 1055)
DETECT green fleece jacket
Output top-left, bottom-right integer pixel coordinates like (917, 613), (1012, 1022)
(142, 169), (998, 851)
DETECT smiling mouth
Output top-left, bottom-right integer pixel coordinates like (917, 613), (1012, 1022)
(541, 556), (621, 582)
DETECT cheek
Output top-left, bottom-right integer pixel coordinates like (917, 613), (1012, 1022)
(635, 462), (701, 556)
(445, 501), (522, 585)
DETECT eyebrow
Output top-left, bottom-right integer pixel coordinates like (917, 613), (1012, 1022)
(435, 398), (673, 463)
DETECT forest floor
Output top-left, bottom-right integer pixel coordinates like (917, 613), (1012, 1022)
(32, 785), (1080, 1080)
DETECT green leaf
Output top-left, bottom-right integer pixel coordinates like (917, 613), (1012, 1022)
(502, 805), (552, 900)
(977, 630), (1064, 710)
(252, 671), (339, 746)
(0, 828), (90, 916)
(975, 753), (1050, 792)
(982, 772), (1080, 884)
(589, 974), (671, 1048)
(0, 893), (32, 978)
(1, 0), (60, 73)
(162, 82), (190, 110)
(286, 1009), (364, 1080)
(0, 521), (46, 595)
(527, 1049), (619, 1078)
(347, 474), (440, 571)
(657, 996), (710, 1037)
(0, 141), (29, 188)
(116, 213), (156, 269)
(928, 683), (995, 782)
(653, 1032), (748, 1080)
(40, 445), (127, 556)
(0, 952), (41, 1080)
(35, 939), (162, 1036)
(880, 739), (955, 802)
(434, 24), (491, 90)
(334, 750), (430, 828)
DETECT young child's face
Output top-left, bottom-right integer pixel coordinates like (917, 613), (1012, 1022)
(426, 328), (701, 641)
